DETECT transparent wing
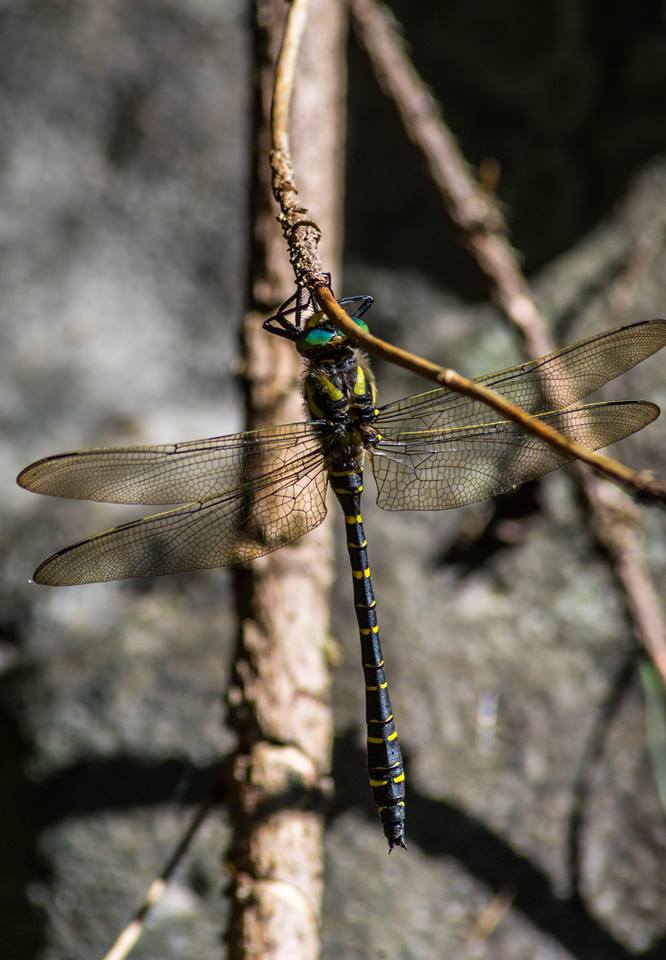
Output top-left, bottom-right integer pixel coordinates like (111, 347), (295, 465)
(18, 421), (325, 505)
(32, 449), (329, 585)
(371, 401), (659, 511)
(376, 319), (666, 432)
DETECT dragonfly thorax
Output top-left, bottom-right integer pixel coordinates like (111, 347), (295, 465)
(304, 349), (378, 426)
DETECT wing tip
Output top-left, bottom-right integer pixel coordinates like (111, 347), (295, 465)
(628, 399), (661, 424)
(31, 563), (53, 586)
(628, 317), (666, 351)
(31, 560), (105, 587)
(31, 541), (97, 587)
(16, 464), (34, 490)
(646, 399), (660, 422)
(17, 452), (72, 494)
(32, 555), (68, 586)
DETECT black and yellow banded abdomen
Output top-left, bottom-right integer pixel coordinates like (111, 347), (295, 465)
(331, 467), (406, 850)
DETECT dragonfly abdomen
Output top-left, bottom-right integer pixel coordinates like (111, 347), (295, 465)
(331, 466), (406, 850)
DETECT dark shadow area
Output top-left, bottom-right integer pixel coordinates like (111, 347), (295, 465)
(0, 737), (222, 958)
(4, 722), (666, 959)
(0, 697), (49, 960)
(105, 77), (150, 169)
(567, 650), (637, 898)
(434, 481), (543, 577)
(346, 0), (666, 295)
(329, 729), (666, 960)
(35, 756), (222, 827)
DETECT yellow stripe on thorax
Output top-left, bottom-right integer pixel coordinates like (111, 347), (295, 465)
(353, 364), (366, 396)
(317, 372), (343, 402)
(304, 381), (324, 419)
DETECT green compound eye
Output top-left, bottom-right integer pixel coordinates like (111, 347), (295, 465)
(304, 328), (336, 346)
(353, 316), (370, 333)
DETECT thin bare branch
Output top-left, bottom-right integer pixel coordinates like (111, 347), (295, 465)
(316, 285), (666, 504)
(350, 0), (666, 677)
(270, 0), (327, 284)
(350, 0), (552, 355)
(101, 781), (222, 960)
(585, 478), (666, 681)
(270, 1), (666, 506)
(468, 886), (516, 943)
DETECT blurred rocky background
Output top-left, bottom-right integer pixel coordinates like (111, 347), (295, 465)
(2, 1), (666, 958)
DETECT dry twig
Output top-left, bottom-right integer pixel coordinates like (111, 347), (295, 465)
(101, 784), (222, 960)
(350, 0), (551, 354)
(468, 886), (516, 943)
(318, 286), (666, 503)
(269, 0), (666, 506)
(270, 0), (327, 284)
(349, 0), (666, 679)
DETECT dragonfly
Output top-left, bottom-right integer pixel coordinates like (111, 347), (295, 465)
(18, 281), (666, 850)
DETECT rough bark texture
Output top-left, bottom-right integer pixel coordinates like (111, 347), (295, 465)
(225, 3), (346, 958)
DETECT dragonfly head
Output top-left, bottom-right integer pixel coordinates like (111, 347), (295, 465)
(263, 279), (374, 351)
(296, 310), (370, 355)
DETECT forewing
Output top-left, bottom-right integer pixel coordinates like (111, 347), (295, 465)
(33, 449), (329, 585)
(372, 401), (659, 511)
(376, 319), (666, 432)
(18, 422), (324, 505)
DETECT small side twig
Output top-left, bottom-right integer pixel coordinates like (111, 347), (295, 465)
(349, 0), (666, 677)
(467, 886), (516, 943)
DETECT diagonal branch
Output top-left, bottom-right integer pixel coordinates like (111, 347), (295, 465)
(317, 286), (666, 503)
(349, 0), (666, 681)
(270, 0), (666, 507)
(349, 0), (552, 355)
(101, 780), (223, 960)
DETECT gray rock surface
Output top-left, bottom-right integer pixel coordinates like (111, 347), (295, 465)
(2, 3), (666, 959)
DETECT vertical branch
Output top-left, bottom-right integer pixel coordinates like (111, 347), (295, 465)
(270, 0), (328, 285)
(226, 2), (347, 959)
